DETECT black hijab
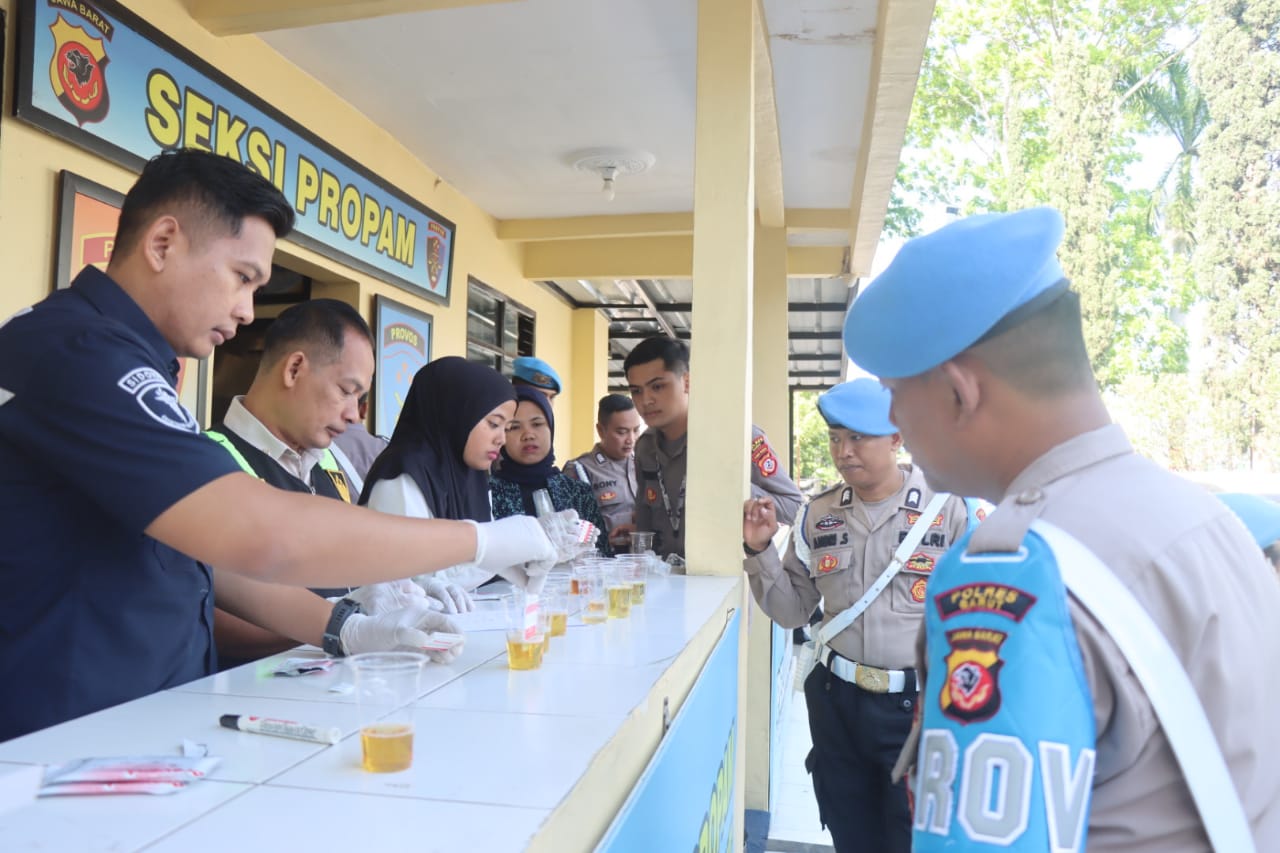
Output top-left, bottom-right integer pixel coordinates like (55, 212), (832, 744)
(359, 357), (515, 521)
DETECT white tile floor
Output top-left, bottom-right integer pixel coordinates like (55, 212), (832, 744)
(765, 674), (834, 853)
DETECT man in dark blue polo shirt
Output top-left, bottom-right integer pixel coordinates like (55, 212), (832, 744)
(0, 150), (556, 741)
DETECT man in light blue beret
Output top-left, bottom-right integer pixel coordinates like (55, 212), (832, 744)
(1216, 492), (1280, 571)
(846, 207), (1280, 852)
(743, 378), (973, 853)
(511, 356), (561, 400)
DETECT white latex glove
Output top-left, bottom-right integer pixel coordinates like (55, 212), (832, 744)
(340, 603), (465, 664)
(343, 579), (428, 616)
(466, 516), (556, 578)
(417, 576), (474, 614)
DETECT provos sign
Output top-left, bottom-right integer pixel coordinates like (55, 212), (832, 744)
(18, 0), (456, 303)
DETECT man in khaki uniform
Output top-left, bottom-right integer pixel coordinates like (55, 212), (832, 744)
(844, 206), (1280, 851)
(743, 379), (970, 853)
(626, 335), (802, 560)
(564, 394), (642, 550)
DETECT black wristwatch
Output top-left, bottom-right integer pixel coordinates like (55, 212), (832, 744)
(322, 597), (362, 657)
(743, 540), (767, 557)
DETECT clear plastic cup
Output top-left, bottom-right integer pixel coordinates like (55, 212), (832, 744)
(350, 652), (427, 773)
(628, 531), (655, 554)
(503, 591), (548, 670)
(577, 565), (608, 624)
(542, 582), (569, 637)
(605, 561), (633, 619)
(615, 554), (648, 605)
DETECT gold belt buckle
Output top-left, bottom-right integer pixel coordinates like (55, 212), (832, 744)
(854, 663), (890, 693)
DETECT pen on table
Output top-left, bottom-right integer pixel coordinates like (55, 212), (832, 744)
(219, 714), (341, 745)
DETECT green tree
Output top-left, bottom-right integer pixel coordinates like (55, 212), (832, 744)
(791, 390), (839, 490)
(1192, 0), (1280, 468)
(895, 0), (1189, 386)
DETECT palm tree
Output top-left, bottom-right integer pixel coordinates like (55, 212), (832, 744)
(1121, 57), (1211, 257)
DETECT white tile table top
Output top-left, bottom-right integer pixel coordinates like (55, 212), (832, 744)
(417, 655), (669, 719)
(268, 706), (619, 810)
(0, 691), (357, 784)
(146, 784), (549, 853)
(0, 767), (249, 853)
(172, 630), (509, 704)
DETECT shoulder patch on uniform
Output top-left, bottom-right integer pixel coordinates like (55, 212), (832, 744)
(750, 435), (779, 477)
(934, 583), (1037, 622)
(839, 486), (853, 507)
(117, 367), (197, 433)
(941, 627), (1007, 723)
(905, 487), (922, 509)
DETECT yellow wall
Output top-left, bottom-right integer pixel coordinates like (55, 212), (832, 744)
(0, 0), (586, 456)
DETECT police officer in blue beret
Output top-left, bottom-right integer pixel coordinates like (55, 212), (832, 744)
(0, 150), (556, 741)
(511, 356), (561, 400)
(743, 378), (973, 853)
(845, 207), (1280, 851)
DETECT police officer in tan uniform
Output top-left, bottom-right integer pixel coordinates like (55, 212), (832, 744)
(742, 378), (971, 853)
(844, 206), (1280, 852)
(564, 394), (642, 550)
(626, 335), (802, 560)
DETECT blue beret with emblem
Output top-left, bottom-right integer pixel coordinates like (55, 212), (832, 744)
(512, 356), (561, 392)
(817, 378), (897, 436)
(1217, 493), (1280, 549)
(844, 206), (1069, 378)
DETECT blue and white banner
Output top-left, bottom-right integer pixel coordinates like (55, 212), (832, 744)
(17, 0), (456, 302)
(596, 609), (741, 853)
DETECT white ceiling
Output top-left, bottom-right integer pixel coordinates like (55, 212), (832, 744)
(263, 0), (881, 222)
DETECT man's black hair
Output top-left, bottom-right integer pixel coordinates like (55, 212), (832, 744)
(623, 336), (690, 375)
(260, 299), (373, 369)
(597, 393), (636, 424)
(114, 149), (295, 256)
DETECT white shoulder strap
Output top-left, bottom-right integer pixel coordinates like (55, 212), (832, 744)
(1032, 520), (1255, 853)
(817, 491), (950, 647)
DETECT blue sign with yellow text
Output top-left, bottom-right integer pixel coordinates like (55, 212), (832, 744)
(596, 610), (740, 853)
(16, 0), (455, 303)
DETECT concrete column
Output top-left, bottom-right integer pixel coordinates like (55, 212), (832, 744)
(744, 222), (789, 811)
(568, 308), (609, 459)
(688, 1), (756, 849)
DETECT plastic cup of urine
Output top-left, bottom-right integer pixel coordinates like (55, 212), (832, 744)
(615, 554), (648, 605)
(504, 590), (547, 670)
(543, 582), (569, 637)
(577, 565), (609, 624)
(349, 652), (427, 773)
(606, 562), (633, 619)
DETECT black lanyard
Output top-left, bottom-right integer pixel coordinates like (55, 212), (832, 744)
(654, 465), (685, 535)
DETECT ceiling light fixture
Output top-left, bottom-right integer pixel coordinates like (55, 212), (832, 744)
(568, 148), (655, 202)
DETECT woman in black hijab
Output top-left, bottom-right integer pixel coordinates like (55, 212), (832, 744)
(361, 357), (518, 600)
(490, 387), (610, 555)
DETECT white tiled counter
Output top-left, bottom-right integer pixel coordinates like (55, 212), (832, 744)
(0, 574), (741, 852)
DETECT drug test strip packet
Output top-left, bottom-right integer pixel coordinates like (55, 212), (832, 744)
(420, 631), (464, 652)
(272, 657), (337, 677)
(38, 781), (190, 797)
(42, 756), (223, 785)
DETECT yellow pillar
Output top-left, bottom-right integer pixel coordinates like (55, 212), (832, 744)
(686, 0), (756, 576)
(568, 308), (609, 460)
(744, 222), (789, 811)
(688, 0), (755, 849)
